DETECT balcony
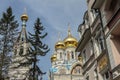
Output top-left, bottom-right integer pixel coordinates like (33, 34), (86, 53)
(91, 13), (101, 35)
(76, 28), (91, 52)
(92, 0), (104, 9)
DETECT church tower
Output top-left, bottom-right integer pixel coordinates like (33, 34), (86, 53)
(55, 33), (65, 65)
(64, 27), (78, 64)
(49, 25), (83, 80)
(8, 11), (30, 80)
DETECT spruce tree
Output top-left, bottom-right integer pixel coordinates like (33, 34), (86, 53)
(28, 18), (50, 80)
(0, 7), (19, 79)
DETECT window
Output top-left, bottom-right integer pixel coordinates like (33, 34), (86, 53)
(76, 66), (81, 74)
(21, 34), (25, 42)
(19, 46), (23, 56)
(90, 40), (94, 55)
(99, 34), (105, 52)
(83, 49), (86, 63)
(67, 51), (70, 60)
(71, 51), (74, 59)
(103, 71), (110, 80)
(22, 37), (24, 41)
(96, 32), (105, 54)
(60, 52), (62, 59)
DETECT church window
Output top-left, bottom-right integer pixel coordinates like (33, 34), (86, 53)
(22, 37), (24, 41)
(67, 53), (70, 60)
(76, 66), (81, 74)
(71, 51), (74, 59)
(67, 51), (70, 60)
(60, 52), (62, 59)
(19, 46), (24, 56)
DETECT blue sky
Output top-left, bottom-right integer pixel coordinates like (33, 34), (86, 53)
(0, 0), (87, 80)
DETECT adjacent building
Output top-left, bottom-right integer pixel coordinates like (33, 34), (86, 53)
(76, 0), (120, 80)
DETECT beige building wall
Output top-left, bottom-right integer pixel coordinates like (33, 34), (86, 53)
(109, 37), (120, 66)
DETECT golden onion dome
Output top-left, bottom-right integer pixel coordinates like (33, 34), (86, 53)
(21, 13), (28, 21)
(51, 54), (57, 62)
(64, 28), (78, 48)
(55, 41), (65, 50)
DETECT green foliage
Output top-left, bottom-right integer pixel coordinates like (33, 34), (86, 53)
(28, 18), (50, 80)
(28, 18), (50, 56)
(0, 6), (19, 79)
(17, 18), (50, 80)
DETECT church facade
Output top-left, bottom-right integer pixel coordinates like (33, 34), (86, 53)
(49, 28), (83, 80)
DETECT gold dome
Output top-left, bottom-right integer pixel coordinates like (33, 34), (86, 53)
(55, 41), (65, 50)
(21, 13), (28, 21)
(51, 54), (57, 62)
(64, 28), (78, 48)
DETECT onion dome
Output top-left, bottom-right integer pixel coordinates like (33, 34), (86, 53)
(21, 13), (28, 21)
(55, 41), (65, 50)
(51, 54), (57, 62)
(55, 33), (65, 50)
(64, 28), (78, 48)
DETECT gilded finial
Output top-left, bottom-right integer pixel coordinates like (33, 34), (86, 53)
(58, 32), (62, 41)
(24, 7), (27, 14)
(21, 7), (28, 21)
(68, 23), (71, 36)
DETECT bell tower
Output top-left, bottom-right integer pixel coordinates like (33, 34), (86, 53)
(8, 10), (30, 80)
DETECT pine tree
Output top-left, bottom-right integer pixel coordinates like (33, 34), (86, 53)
(0, 7), (19, 79)
(28, 18), (50, 80)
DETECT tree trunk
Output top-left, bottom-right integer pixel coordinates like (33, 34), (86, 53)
(33, 54), (36, 80)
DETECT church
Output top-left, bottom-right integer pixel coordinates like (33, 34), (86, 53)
(49, 28), (83, 80)
(8, 12), (30, 80)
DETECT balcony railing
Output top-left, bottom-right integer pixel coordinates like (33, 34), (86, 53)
(91, 13), (100, 34)
(76, 28), (91, 52)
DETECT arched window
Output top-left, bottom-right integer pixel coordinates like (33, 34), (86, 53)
(19, 46), (24, 56)
(60, 52), (62, 59)
(67, 53), (70, 60)
(71, 51), (74, 59)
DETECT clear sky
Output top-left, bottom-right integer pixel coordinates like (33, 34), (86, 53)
(0, 0), (87, 80)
